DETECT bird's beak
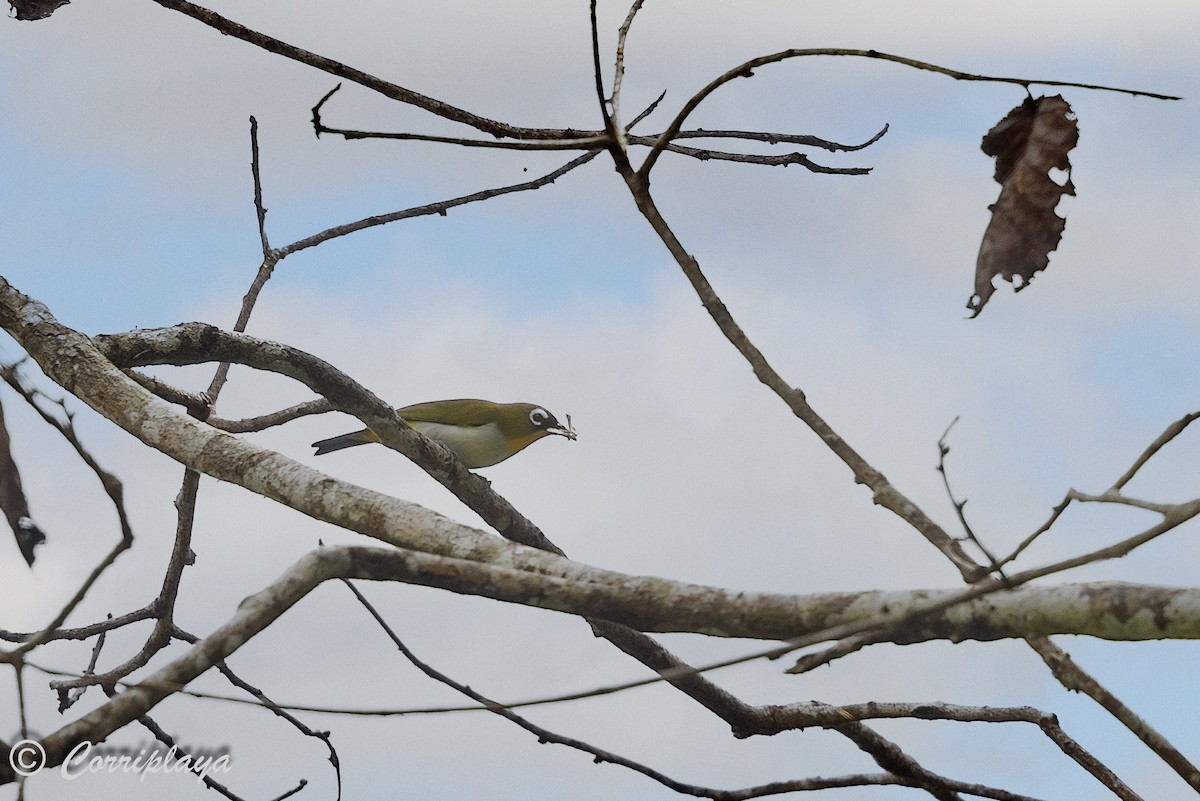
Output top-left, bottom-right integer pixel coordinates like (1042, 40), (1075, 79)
(550, 414), (578, 441)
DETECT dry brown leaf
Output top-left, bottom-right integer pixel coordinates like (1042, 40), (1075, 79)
(0, 399), (44, 565)
(968, 95), (1078, 317)
(8, 0), (70, 20)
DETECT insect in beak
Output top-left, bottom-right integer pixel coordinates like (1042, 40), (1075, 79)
(552, 414), (578, 441)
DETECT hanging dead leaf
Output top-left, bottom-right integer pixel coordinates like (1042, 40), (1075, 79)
(8, 0), (70, 20)
(0, 399), (45, 565)
(967, 95), (1078, 317)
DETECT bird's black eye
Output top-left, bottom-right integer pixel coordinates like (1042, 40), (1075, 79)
(529, 407), (550, 427)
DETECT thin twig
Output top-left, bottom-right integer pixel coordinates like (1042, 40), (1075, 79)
(310, 84), (605, 149)
(999, 496), (1072, 567)
(310, 120), (872, 171)
(49, 466), (202, 699)
(209, 399), (335, 434)
(784, 634), (871, 674)
(0, 608), (156, 645)
(122, 369), (211, 417)
(670, 125), (889, 152)
(608, 0), (645, 158)
(315, 75), (885, 165)
(132, 711), (244, 800)
(1067, 488), (1179, 515)
(64, 619), (108, 710)
(207, 116), (279, 402)
(638, 138), (872, 173)
(590, 0), (634, 174)
(1036, 715), (1144, 801)
(638, 47), (1178, 178)
(267, 780), (309, 801)
(251, 115), (272, 260)
(1112, 410), (1200, 492)
(608, 175), (987, 580)
(935, 418), (1007, 579)
(1003, 410), (1200, 567)
(275, 149), (603, 260)
(153, 0), (589, 141)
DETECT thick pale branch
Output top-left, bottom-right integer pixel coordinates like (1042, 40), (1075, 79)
(297, 551), (1200, 643)
(0, 280), (561, 556)
(4, 283), (1198, 645)
(91, 323), (566, 552)
(23, 544), (1186, 788)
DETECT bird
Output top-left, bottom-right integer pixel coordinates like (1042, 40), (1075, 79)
(311, 399), (576, 469)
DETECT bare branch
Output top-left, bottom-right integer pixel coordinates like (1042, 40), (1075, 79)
(1000, 496), (1072, 567)
(0, 608), (156, 645)
(250, 115), (272, 261)
(151, 0), (594, 141)
(19, 535), (1200, 782)
(209, 399), (335, 434)
(313, 79), (884, 170)
(132, 713), (243, 800)
(62, 618), (109, 711)
(669, 125), (889, 153)
(590, 2), (617, 151)
(275, 149), (602, 261)
(311, 84), (606, 149)
(121, 369), (211, 417)
(936, 418), (1007, 578)
(206, 117), (281, 404)
(607, 0), (645, 159)
(638, 48), (1178, 178)
(1112, 410), (1200, 491)
(633, 138), (872, 173)
(1036, 715), (1144, 801)
(49, 461), (202, 699)
(1002, 410), (1198, 567)
(607, 179), (987, 581)
(1067, 488), (1181, 515)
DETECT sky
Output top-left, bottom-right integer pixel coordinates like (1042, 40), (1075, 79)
(2, 1), (1200, 799)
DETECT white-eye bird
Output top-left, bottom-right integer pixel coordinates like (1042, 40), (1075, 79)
(311, 399), (577, 469)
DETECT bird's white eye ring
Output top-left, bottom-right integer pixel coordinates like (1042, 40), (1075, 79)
(530, 408), (549, 426)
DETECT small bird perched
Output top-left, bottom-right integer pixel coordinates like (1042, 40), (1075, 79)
(312, 399), (577, 469)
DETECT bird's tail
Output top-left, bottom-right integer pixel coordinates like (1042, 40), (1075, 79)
(312, 429), (379, 456)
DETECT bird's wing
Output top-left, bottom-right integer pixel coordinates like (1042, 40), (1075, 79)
(395, 400), (494, 428)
